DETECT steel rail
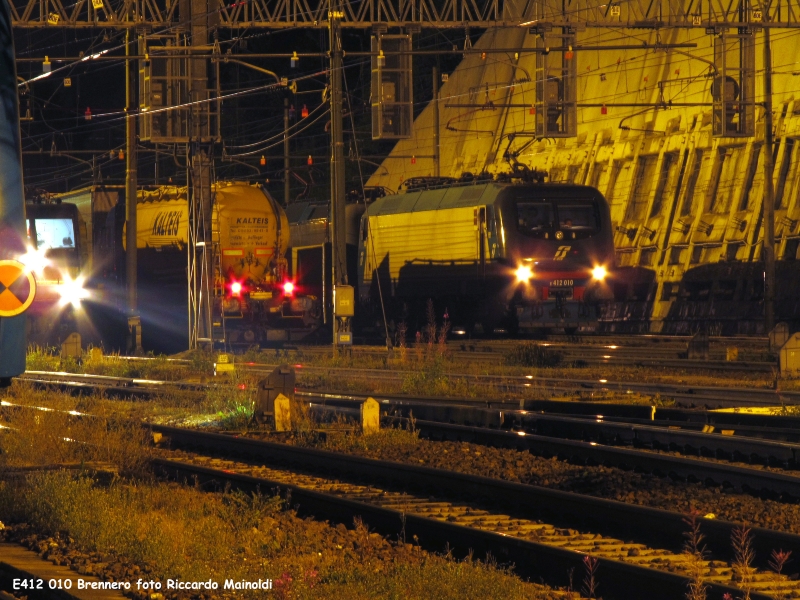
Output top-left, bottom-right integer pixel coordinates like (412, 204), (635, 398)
(15, 372), (205, 400)
(310, 402), (800, 469)
(293, 345), (777, 372)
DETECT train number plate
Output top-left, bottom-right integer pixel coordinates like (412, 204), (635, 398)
(549, 279), (574, 287)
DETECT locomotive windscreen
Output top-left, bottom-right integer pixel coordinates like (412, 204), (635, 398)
(33, 218), (76, 249)
(516, 199), (599, 239)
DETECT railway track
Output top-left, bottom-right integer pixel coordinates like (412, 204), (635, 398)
(151, 424), (799, 600)
(18, 370), (800, 496)
(10, 377), (800, 595)
(301, 389), (800, 440)
(304, 406), (800, 499)
(15, 364), (796, 409)
(291, 340), (778, 372)
(238, 363), (795, 408)
(9, 377), (800, 499)
(308, 394), (800, 464)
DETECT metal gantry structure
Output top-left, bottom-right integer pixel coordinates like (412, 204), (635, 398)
(11, 0), (800, 29)
(11, 0), (795, 345)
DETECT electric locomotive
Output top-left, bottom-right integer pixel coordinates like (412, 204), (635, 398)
(358, 176), (615, 334)
(23, 200), (95, 345)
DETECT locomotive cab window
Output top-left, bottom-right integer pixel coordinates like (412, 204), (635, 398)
(515, 199), (600, 239)
(34, 218), (76, 249)
(516, 202), (553, 237)
(556, 204), (599, 238)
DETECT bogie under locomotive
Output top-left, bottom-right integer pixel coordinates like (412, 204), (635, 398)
(358, 180), (616, 334)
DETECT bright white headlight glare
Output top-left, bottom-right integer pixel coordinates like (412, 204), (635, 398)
(592, 265), (608, 281)
(515, 264), (533, 283)
(19, 245), (50, 273)
(58, 275), (90, 308)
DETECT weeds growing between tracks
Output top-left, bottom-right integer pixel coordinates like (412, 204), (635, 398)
(0, 385), (568, 599)
(0, 472), (560, 598)
(0, 382), (151, 474)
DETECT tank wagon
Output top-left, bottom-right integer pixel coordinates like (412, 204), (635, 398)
(101, 182), (321, 350)
(358, 178), (616, 334)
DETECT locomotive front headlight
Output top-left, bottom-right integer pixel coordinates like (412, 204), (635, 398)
(19, 245), (50, 274)
(591, 265), (608, 281)
(57, 275), (90, 308)
(515, 264), (533, 283)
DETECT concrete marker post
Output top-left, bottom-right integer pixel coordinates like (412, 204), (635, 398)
(779, 332), (800, 376)
(361, 397), (380, 435)
(274, 393), (292, 432)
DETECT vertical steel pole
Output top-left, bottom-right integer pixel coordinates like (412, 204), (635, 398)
(329, 7), (347, 349)
(125, 29), (138, 316)
(191, 147), (214, 348)
(432, 66), (440, 178)
(284, 97), (290, 205)
(125, 29), (141, 353)
(763, 24), (776, 333)
(0, 0), (27, 382)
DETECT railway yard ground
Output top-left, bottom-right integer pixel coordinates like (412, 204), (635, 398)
(5, 336), (800, 599)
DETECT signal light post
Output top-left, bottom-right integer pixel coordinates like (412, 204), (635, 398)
(329, 7), (350, 352)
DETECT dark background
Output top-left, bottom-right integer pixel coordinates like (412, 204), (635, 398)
(14, 25), (471, 203)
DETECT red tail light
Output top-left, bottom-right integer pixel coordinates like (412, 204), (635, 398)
(283, 281), (295, 296)
(230, 281), (243, 297)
